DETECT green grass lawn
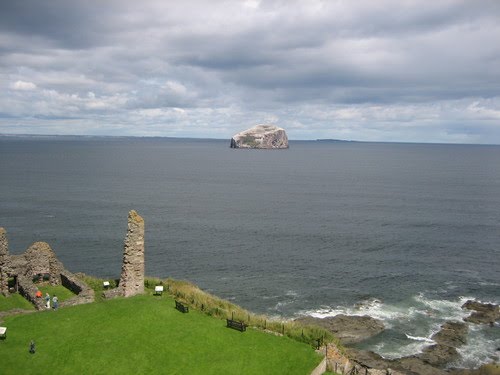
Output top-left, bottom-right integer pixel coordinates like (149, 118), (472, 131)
(0, 294), (35, 312)
(36, 284), (76, 303)
(0, 285), (75, 313)
(0, 294), (322, 374)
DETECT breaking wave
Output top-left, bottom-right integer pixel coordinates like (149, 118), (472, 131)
(299, 292), (500, 369)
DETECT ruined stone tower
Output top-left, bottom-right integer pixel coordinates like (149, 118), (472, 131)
(118, 210), (145, 297)
(0, 228), (9, 296)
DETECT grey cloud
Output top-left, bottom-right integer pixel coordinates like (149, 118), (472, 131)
(0, 0), (499, 143)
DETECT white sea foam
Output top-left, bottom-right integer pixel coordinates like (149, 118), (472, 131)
(478, 281), (500, 287)
(305, 294), (474, 326)
(405, 334), (435, 343)
(301, 293), (500, 366)
(272, 290), (300, 312)
(413, 294), (472, 322)
(304, 298), (410, 323)
(452, 325), (500, 368)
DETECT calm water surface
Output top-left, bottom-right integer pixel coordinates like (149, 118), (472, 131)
(1, 136), (499, 366)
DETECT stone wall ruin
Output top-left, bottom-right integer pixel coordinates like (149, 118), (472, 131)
(0, 228), (94, 309)
(1, 210), (146, 308)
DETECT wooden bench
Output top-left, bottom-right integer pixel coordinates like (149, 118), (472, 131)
(0, 327), (6, 339)
(175, 300), (189, 313)
(226, 319), (246, 332)
(154, 285), (164, 296)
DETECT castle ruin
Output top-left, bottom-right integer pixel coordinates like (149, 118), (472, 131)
(104, 210), (145, 299)
(1, 210), (146, 308)
(0, 228), (94, 310)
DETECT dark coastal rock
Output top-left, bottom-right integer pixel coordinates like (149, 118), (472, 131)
(462, 300), (500, 325)
(230, 124), (289, 149)
(415, 321), (467, 367)
(449, 363), (500, 375)
(417, 345), (460, 367)
(344, 348), (392, 369)
(342, 321), (469, 375)
(345, 348), (449, 375)
(431, 321), (468, 348)
(296, 314), (385, 345)
(393, 357), (449, 375)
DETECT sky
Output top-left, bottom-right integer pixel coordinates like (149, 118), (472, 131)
(1, 0), (500, 143)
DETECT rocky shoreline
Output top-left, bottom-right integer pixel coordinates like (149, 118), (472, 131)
(302, 300), (500, 375)
(296, 314), (385, 345)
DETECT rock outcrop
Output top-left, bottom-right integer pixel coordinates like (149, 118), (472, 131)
(413, 321), (467, 367)
(341, 321), (468, 375)
(230, 124), (289, 149)
(296, 314), (385, 345)
(462, 300), (500, 325)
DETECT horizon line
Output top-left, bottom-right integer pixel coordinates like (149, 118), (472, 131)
(0, 132), (499, 147)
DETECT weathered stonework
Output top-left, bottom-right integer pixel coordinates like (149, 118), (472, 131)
(120, 210), (145, 297)
(0, 227), (94, 308)
(0, 228), (9, 296)
(103, 210), (145, 299)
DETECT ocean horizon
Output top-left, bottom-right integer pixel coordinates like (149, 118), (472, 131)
(2, 133), (500, 146)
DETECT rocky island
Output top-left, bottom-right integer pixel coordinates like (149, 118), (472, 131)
(230, 124), (289, 149)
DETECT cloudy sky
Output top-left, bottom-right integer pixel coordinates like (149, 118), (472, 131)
(1, 0), (500, 143)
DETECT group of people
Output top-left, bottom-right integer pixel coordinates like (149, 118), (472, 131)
(34, 289), (58, 310)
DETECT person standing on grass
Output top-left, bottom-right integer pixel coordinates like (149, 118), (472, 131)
(45, 293), (50, 309)
(52, 295), (58, 310)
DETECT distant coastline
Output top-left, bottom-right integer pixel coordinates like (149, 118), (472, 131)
(1, 133), (500, 146)
(315, 138), (358, 143)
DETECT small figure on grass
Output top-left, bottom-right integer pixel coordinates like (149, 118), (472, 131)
(45, 293), (50, 309)
(29, 340), (35, 354)
(52, 295), (58, 310)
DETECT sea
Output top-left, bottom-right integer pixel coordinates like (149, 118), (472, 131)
(1, 136), (499, 368)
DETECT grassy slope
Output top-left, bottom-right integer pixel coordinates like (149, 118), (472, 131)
(0, 294), (35, 312)
(0, 285), (75, 312)
(0, 294), (322, 375)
